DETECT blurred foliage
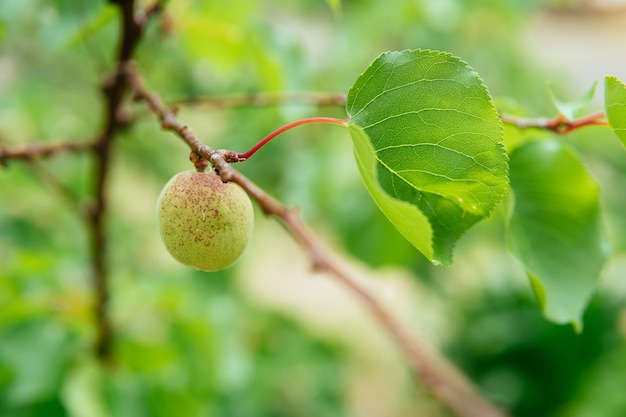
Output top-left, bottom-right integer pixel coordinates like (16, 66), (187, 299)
(1, 0), (626, 416)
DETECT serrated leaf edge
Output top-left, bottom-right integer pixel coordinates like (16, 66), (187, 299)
(346, 48), (509, 217)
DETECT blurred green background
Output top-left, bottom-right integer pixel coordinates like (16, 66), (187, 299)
(1, 0), (626, 416)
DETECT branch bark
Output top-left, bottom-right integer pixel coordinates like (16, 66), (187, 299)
(126, 64), (510, 417)
(501, 110), (608, 134)
(169, 91), (347, 109)
(89, 0), (161, 362)
(0, 141), (95, 164)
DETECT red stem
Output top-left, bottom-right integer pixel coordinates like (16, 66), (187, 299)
(237, 117), (348, 161)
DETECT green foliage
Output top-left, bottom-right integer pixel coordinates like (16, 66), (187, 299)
(562, 342), (626, 417)
(349, 124), (435, 260)
(0, 319), (79, 408)
(548, 81), (597, 121)
(347, 49), (508, 265)
(2, 1), (626, 416)
(508, 140), (610, 327)
(446, 290), (625, 417)
(605, 75), (626, 147)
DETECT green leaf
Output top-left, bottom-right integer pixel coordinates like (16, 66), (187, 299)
(604, 75), (626, 147)
(547, 80), (597, 121)
(349, 124), (434, 261)
(508, 140), (610, 326)
(346, 49), (508, 265)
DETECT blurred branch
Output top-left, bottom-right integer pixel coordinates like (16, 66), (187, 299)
(88, 0), (163, 363)
(126, 64), (510, 417)
(547, 0), (626, 16)
(169, 92), (347, 109)
(135, 0), (164, 27)
(0, 141), (95, 164)
(501, 110), (608, 134)
(30, 162), (87, 215)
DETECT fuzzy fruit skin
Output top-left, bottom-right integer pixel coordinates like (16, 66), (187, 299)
(156, 170), (253, 271)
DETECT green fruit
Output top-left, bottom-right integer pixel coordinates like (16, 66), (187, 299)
(156, 170), (254, 271)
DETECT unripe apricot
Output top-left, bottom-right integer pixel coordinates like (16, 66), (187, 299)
(156, 170), (253, 271)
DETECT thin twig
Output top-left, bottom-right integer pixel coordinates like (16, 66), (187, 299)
(501, 110), (608, 134)
(0, 141), (95, 164)
(126, 64), (510, 417)
(29, 162), (87, 215)
(134, 0), (164, 27)
(169, 91), (347, 109)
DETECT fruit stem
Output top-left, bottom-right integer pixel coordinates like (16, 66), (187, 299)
(190, 151), (209, 172)
(236, 116), (348, 161)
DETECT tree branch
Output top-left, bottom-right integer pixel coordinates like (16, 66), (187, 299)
(501, 110), (608, 134)
(89, 0), (160, 362)
(126, 64), (510, 417)
(169, 92), (347, 109)
(0, 141), (95, 164)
